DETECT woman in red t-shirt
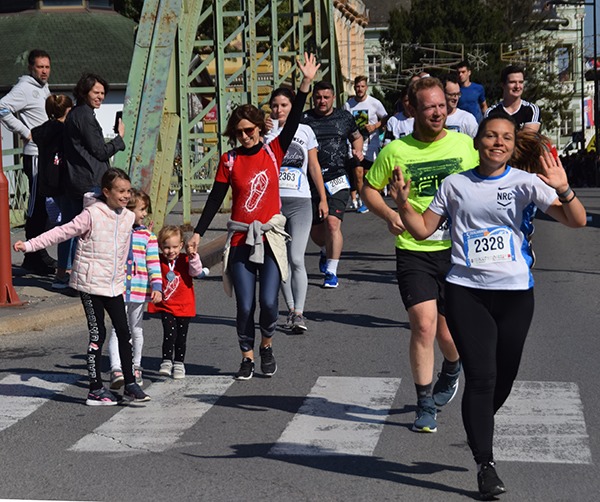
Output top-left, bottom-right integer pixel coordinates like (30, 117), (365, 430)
(188, 53), (319, 381)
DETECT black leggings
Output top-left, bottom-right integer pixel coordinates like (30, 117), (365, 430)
(80, 292), (134, 390)
(445, 283), (534, 465)
(161, 313), (191, 363)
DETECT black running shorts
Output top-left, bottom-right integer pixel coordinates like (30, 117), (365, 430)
(395, 247), (451, 313)
(312, 188), (349, 224)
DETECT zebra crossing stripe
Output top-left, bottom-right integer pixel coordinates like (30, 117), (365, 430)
(494, 381), (592, 464)
(269, 376), (401, 456)
(69, 376), (234, 453)
(0, 373), (81, 433)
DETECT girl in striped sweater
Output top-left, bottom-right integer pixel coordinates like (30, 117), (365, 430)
(107, 189), (163, 389)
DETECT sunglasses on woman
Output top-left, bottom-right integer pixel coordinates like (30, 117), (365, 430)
(235, 126), (257, 137)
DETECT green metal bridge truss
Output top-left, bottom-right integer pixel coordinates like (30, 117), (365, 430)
(113, 0), (340, 228)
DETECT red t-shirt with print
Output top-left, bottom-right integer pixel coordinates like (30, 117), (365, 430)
(148, 253), (196, 317)
(215, 139), (284, 246)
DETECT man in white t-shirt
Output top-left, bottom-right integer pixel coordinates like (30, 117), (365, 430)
(443, 74), (478, 138)
(344, 76), (388, 213)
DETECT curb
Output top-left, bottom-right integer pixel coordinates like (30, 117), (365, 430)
(0, 235), (226, 336)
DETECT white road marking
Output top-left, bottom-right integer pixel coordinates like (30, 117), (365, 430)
(494, 381), (592, 464)
(0, 373), (81, 433)
(69, 376), (234, 453)
(269, 376), (401, 456)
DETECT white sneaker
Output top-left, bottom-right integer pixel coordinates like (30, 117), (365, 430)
(158, 360), (173, 376)
(173, 362), (185, 379)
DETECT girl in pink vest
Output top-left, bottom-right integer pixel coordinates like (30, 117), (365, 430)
(14, 168), (150, 406)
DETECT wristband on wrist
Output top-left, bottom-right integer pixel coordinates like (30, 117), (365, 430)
(556, 186), (572, 199)
(559, 190), (576, 204)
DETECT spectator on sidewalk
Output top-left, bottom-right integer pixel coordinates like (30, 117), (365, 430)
(0, 49), (54, 275)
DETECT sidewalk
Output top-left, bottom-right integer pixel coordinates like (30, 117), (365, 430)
(0, 194), (229, 336)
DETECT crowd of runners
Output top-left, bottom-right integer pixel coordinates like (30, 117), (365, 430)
(4, 50), (588, 500)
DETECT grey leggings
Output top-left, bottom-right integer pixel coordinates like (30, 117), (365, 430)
(280, 197), (313, 312)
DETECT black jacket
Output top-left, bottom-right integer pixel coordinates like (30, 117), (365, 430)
(31, 119), (65, 197)
(63, 103), (125, 197)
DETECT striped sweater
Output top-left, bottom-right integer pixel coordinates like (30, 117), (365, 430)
(124, 225), (162, 303)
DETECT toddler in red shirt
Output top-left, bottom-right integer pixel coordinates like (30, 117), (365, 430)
(149, 225), (203, 379)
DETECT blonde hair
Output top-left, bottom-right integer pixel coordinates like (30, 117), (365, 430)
(157, 225), (184, 248)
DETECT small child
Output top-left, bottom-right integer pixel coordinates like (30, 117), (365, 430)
(107, 189), (162, 390)
(14, 168), (150, 405)
(148, 226), (202, 379)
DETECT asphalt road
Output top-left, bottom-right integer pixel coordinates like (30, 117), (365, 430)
(1, 190), (599, 502)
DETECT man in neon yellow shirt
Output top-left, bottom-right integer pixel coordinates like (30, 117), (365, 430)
(362, 77), (479, 433)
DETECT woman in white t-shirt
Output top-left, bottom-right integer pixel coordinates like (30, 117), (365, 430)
(265, 88), (328, 333)
(390, 116), (586, 500)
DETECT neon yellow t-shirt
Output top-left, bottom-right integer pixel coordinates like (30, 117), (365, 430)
(366, 131), (479, 251)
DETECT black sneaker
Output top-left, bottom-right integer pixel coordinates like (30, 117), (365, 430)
(235, 357), (255, 380)
(259, 345), (277, 376)
(477, 461), (506, 500)
(85, 387), (118, 406)
(123, 382), (151, 403)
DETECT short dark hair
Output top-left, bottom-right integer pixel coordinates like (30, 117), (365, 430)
(407, 77), (444, 108)
(455, 60), (470, 71)
(501, 65), (525, 84)
(313, 81), (335, 94)
(73, 73), (109, 104)
(269, 87), (295, 106)
(354, 75), (368, 86)
(442, 73), (460, 87)
(224, 104), (266, 145)
(28, 49), (51, 66)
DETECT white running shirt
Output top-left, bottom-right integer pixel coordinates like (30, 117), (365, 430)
(428, 166), (557, 290)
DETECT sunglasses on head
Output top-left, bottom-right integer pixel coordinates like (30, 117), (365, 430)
(235, 126), (257, 137)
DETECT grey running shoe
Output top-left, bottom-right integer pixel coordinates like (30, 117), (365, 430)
(284, 310), (294, 329)
(412, 397), (437, 433)
(134, 366), (143, 386)
(109, 370), (125, 390)
(432, 363), (461, 407)
(235, 358), (255, 380)
(86, 387), (118, 406)
(259, 345), (277, 376)
(292, 313), (308, 334)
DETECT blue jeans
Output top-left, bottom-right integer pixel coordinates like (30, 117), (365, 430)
(228, 243), (281, 352)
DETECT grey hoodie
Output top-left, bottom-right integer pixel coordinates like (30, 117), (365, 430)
(0, 75), (50, 155)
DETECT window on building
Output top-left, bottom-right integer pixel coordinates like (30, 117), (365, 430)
(368, 54), (382, 84)
(561, 109), (575, 136)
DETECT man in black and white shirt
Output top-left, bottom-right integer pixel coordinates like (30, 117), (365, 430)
(485, 65), (541, 131)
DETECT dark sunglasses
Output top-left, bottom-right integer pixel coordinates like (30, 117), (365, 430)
(235, 126), (257, 137)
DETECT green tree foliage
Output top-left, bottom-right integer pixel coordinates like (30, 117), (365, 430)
(381, 0), (573, 131)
